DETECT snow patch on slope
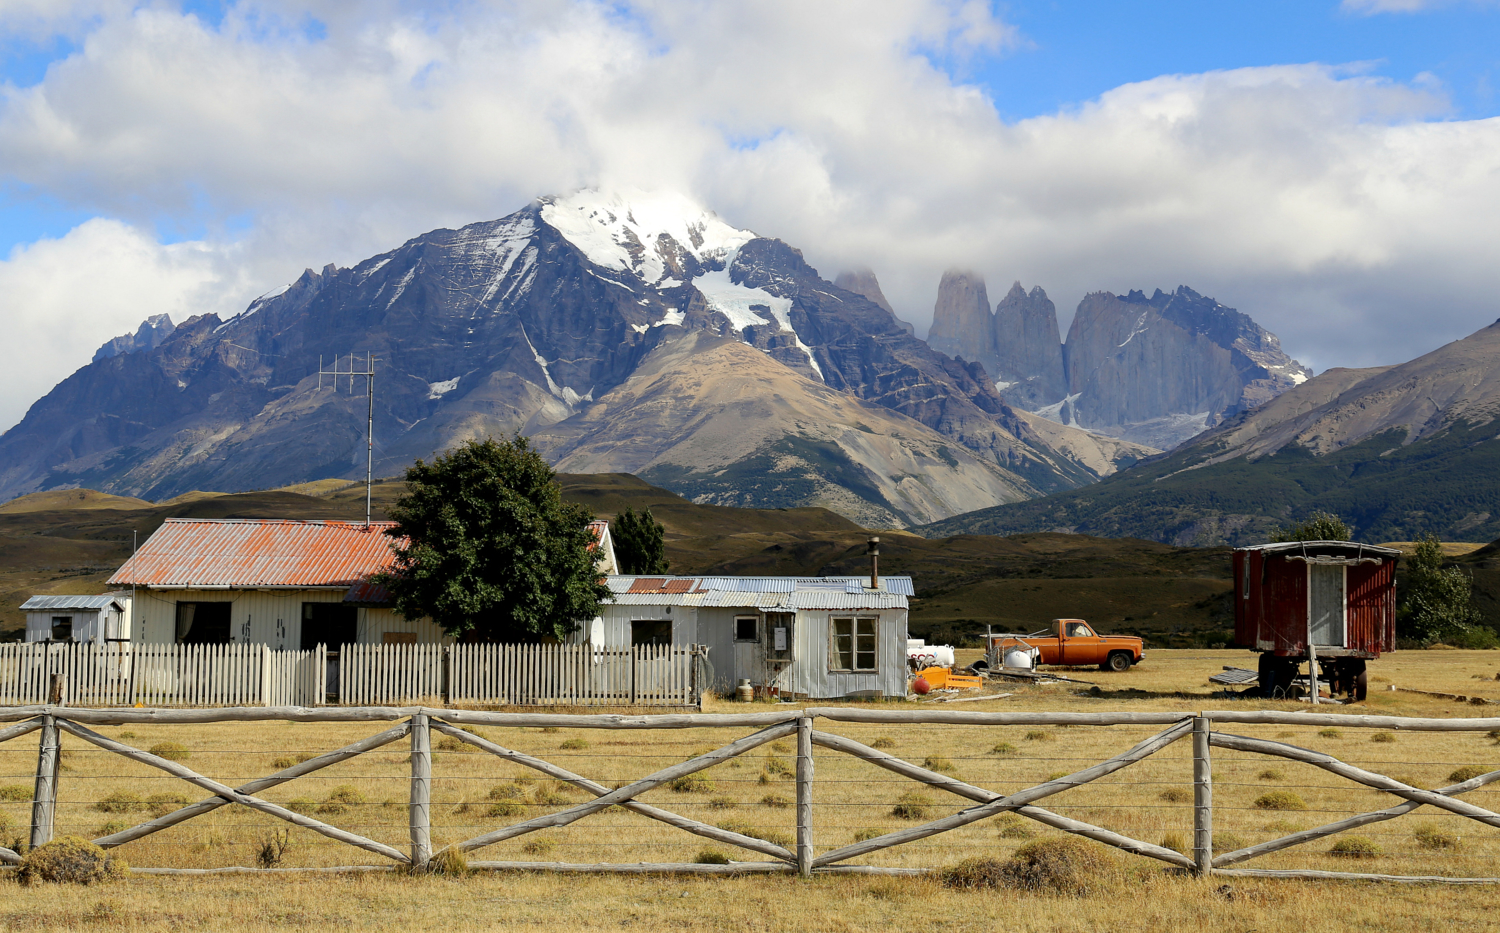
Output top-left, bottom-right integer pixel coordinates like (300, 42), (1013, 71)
(427, 378), (460, 400)
(539, 189), (754, 285)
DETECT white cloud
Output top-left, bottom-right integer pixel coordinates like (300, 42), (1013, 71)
(0, 1), (1498, 431)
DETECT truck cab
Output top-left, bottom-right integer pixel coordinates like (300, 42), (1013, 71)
(987, 619), (1145, 673)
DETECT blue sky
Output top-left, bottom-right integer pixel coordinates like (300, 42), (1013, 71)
(1, 0), (1498, 433)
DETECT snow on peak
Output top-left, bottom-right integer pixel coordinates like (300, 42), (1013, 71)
(538, 189), (755, 286)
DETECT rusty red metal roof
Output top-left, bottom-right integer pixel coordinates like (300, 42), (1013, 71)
(108, 519), (401, 588)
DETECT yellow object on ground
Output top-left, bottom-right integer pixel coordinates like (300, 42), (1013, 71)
(916, 667), (983, 689)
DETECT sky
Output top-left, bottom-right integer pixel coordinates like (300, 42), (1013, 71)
(1, 0), (1498, 433)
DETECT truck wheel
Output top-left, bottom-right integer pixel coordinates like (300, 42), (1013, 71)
(1104, 652), (1132, 673)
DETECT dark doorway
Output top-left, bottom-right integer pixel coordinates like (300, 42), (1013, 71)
(302, 603), (358, 650)
(176, 602), (232, 644)
(631, 620), (672, 647)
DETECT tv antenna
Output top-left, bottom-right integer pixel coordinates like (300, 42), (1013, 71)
(318, 352), (377, 527)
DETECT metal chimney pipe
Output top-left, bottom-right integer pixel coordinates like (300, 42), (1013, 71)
(867, 536), (880, 590)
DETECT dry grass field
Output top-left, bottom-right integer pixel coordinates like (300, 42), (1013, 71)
(2, 649), (1500, 931)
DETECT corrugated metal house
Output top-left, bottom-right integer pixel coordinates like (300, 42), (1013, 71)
(571, 575), (912, 700)
(1233, 540), (1400, 700)
(21, 595), (129, 644)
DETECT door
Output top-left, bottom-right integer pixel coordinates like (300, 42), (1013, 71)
(1308, 564), (1346, 647)
(733, 615), (761, 688)
(1060, 621), (1105, 665)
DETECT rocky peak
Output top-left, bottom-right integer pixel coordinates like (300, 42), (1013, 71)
(927, 270), (991, 362)
(990, 282), (1067, 410)
(92, 313), (176, 363)
(834, 268), (914, 335)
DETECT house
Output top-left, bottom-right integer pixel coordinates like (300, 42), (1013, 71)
(572, 575), (912, 700)
(21, 595), (130, 644)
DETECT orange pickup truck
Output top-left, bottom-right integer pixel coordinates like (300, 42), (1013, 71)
(987, 619), (1145, 673)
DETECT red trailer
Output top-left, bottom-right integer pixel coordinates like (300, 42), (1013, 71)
(1233, 540), (1400, 701)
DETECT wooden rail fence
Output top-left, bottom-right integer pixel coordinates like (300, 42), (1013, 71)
(0, 643), (704, 708)
(2, 705), (1500, 882)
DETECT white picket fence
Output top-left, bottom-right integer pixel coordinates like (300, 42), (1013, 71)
(0, 642), (703, 708)
(0, 642), (322, 707)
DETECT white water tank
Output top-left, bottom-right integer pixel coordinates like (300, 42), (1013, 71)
(1004, 647), (1036, 670)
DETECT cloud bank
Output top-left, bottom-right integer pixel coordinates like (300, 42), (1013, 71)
(1, 0), (1498, 432)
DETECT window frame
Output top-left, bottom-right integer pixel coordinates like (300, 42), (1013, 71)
(734, 615), (759, 643)
(50, 616), (73, 642)
(828, 615), (879, 672)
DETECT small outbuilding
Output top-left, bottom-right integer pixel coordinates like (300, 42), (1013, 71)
(21, 595), (130, 644)
(1233, 540), (1401, 701)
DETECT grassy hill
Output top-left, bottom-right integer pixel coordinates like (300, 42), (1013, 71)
(0, 474), (1240, 647)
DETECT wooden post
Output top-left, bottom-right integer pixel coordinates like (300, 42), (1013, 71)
(409, 713), (432, 868)
(48, 673), (63, 705)
(261, 645), (273, 707)
(1193, 715), (1212, 876)
(796, 713), (814, 876)
(30, 714), (59, 849)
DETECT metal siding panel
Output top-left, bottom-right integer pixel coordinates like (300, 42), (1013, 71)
(1264, 555), (1309, 653)
(108, 519), (401, 589)
(20, 595), (121, 611)
(1347, 559), (1397, 655)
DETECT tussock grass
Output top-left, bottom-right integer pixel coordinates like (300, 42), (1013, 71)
(940, 837), (1113, 894)
(1329, 837), (1381, 858)
(1371, 732), (1395, 743)
(707, 796), (738, 811)
(890, 791), (932, 820)
(1449, 765), (1489, 783)
(1158, 788), (1189, 802)
(871, 737), (896, 750)
(988, 742), (1016, 755)
(995, 814), (1034, 839)
(1317, 729), (1342, 739)
(693, 849), (730, 864)
(559, 737), (590, 750)
(668, 774), (715, 794)
(148, 742), (189, 761)
(0, 784), (33, 801)
(94, 791), (145, 813)
(921, 756), (955, 773)
(1024, 730), (1053, 742)
(1254, 791), (1307, 811)
(759, 794), (790, 809)
(17, 836), (126, 885)
(1414, 824), (1461, 849)
(1257, 768), (1285, 780)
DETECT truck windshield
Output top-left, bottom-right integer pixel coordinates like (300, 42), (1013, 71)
(1068, 623), (1093, 637)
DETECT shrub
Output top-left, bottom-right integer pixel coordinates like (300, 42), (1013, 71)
(533, 784), (572, 806)
(693, 849), (730, 864)
(426, 847), (469, 876)
(1158, 788), (1190, 803)
(669, 774), (715, 794)
(270, 756), (297, 770)
(922, 756), (956, 774)
(286, 798), (315, 815)
(891, 792), (932, 821)
(714, 819), (791, 846)
(149, 742), (189, 762)
(989, 743), (1016, 755)
(708, 797), (738, 811)
(521, 838), (556, 856)
(940, 837), (1112, 894)
(1262, 820), (1303, 834)
(1317, 729), (1342, 739)
(1371, 732), (1395, 743)
(759, 794), (790, 809)
(1024, 730), (1054, 742)
(145, 793), (189, 817)
(852, 828), (883, 843)
(0, 784), (32, 802)
(255, 829), (292, 869)
(1414, 824), (1461, 849)
(995, 814), (1034, 840)
(1449, 765), (1489, 783)
(764, 756), (794, 777)
(18, 837), (127, 885)
(435, 736), (467, 752)
(94, 791), (145, 814)
(1159, 831), (1187, 855)
(95, 820), (129, 837)
(487, 800), (525, 818)
(1257, 769), (1286, 781)
(489, 783), (525, 801)
(871, 737), (897, 750)
(559, 737), (590, 750)
(1254, 791), (1307, 811)
(1329, 837), (1381, 858)
(317, 785), (364, 815)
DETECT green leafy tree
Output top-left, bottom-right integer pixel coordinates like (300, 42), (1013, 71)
(612, 506), (669, 575)
(376, 436), (610, 642)
(1398, 534), (1485, 645)
(1273, 510), (1352, 543)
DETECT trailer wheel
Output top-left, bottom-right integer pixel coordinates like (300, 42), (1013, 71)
(1353, 667), (1369, 702)
(1104, 652), (1132, 673)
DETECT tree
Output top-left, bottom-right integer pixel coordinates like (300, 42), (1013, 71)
(375, 435), (611, 642)
(1398, 534), (1486, 645)
(613, 506), (669, 575)
(1273, 510), (1351, 543)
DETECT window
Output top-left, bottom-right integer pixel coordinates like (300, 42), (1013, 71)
(302, 603), (358, 650)
(631, 620), (672, 647)
(382, 632), (417, 645)
(176, 602), (232, 645)
(830, 617), (877, 671)
(1067, 622), (1093, 638)
(50, 617), (72, 641)
(734, 616), (758, 641)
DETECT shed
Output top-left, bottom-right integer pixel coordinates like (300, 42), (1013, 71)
(21, 595), (130, 644)
(570, 575), (912, 700)
(1233, 540), (1400, 700)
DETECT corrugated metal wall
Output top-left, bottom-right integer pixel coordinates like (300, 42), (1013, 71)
(1348, 561), (1397, 654)
(132, 589), (447, 647)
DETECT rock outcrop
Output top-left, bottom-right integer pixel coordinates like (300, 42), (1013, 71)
(927, 270), (992, 363)
(833, 268), (913, 335)
(92, 314), (175, 363)
(991, 282), (1067, 409)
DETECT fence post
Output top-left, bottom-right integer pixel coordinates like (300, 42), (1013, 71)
(1193, 715), (1212, 877)
(409, 713), (432, 869)
(30, 714), (59, 849)
(260, 645), (272, 707)
(796, 712), (814, 877)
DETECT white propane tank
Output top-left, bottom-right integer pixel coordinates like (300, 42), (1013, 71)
(1004, 647), (1035, 671)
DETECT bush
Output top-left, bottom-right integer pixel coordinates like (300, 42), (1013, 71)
(1158, 788), (1190, 803)
(713, 818), (790, 847)
(148, 742), (189, 762)
(317, 785), (365, 815)
(1371, 732), (1395, 743)
(669, 774), (715, 794)
(1318, 729), (1342, 739)
(521, 838), (556, 856)
(286, 797), (315, 815)
(18, 837), (126, 885)
(559, 737), (590, 750)
(1024, 730), (1053, 742)
(0, 784), (33, 802)
(759, 794), (790, 809)
(871, 737), (897, 750)
(488, 783), (525, 801)
(764, 756), (794, 777)
(995, 814), (1034, 840)
(708, 797), (738, 811)
(989, 743), (1016, 755)
(95, 820), (129, 837)
(426, 847), (469, 876)
(922, 756), (956, 774)
(270, 756), (297, 770)
(852, 828), (883, 843)
(435, 736), (467, 752)
(1414, 824), (1461, 849)
(1329, 837), (1381, 858)
(693, 849), (730, 864)
(533, 784), (572, 806)
(146, 792), (189, 817)
(94, 791), (145, 814)
(891, 792), (932, 821)
(256, 829), (292, 869)
(487, 800), (525, 818)
(1449, 765), (1489, 783)
(940, 837), (1112, 894)
(1254, 791), (1307, 811)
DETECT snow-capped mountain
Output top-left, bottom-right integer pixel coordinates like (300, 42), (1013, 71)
(0, 190), (1148, 526)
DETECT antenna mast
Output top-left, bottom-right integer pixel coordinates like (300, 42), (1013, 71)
(318, 352), (377, 527)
